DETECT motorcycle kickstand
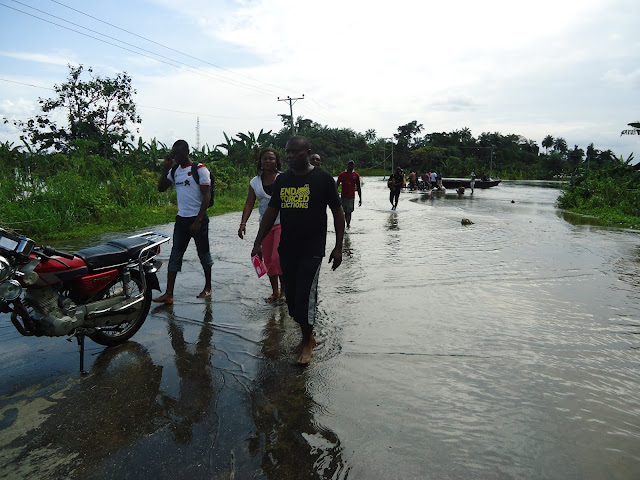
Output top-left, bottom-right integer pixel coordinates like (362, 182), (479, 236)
(69, 329), (93, 375)
(77, 331), (87, 375)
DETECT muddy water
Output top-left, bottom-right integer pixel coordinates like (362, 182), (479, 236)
(1, 179), (640, 479)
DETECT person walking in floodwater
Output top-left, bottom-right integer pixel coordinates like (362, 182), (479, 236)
(238, 148), (285, 304)
(153, 140), (213, 304)
(388, 166), (404, 210)
(251, 136), (345, 365)
(336, 160), (362, 229)
(408, 170), (417, 190)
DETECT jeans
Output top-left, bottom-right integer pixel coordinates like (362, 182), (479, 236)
(167, 215), (213, 272)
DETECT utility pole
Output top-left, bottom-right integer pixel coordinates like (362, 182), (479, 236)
(196, 117), (200, 150)
(391, 142), (394, 173)
(382, 138), (394, 180)
(278, 95), (304, 136)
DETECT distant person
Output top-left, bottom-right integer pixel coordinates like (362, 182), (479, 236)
(153, 140), (213, 304)
(238, 148), (285, 304)
(251, 136), (345, 365)
(408, 170), (417, 190)
(421, 171), (429, 189)
(430, 170), (437, 187)
(436, 172), (443, 189)
(388, 166), (404, 210)
(310, 154), (322, 168)
(336, 160), (362, 229)
(470, 171), (476, 193)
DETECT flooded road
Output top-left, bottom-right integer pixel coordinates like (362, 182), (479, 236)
(1, 179), (640, 479)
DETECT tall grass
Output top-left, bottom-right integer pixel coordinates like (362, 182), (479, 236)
(0, 148), (250, 241)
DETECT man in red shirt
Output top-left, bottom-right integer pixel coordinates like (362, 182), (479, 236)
(336, 160), (362, 228)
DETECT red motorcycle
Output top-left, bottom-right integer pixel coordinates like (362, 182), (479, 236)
(0, 229), (170, 371)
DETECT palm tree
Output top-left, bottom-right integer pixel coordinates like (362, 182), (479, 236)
(455, 127), (473, 144)
(553, 137), (568, 154)
(542, 135), (554, 154)
(365, 129), (377, 143)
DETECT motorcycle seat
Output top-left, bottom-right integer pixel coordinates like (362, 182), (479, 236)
(75, 237), (154, 271)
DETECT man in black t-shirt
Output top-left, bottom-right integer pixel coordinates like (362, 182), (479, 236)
(252, 136), (345, 365)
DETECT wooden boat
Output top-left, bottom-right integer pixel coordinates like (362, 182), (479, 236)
(441, 178), (501, 189)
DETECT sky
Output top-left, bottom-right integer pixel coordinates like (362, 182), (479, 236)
(1, 0), (639, 161)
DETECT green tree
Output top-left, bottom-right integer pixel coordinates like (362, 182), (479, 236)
(10, 65), (141, 158)
(567, 145), (585, 172)
(542, 135), (554, 154)
(553, 137), (568, 154)
(394, 120), (424, 145)
(365, 129), (377, 143)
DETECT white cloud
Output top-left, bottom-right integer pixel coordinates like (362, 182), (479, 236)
(0, 50), (76, 67)
(603, 68), (640, 90)
(1, 0), (639, 160)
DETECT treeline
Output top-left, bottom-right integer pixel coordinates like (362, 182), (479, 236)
(2, 64), (637, 239)
(214, 117), (630, 181)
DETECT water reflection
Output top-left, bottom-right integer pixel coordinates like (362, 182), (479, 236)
(343, 233), (353, 257)
(386, 213), (399, 231)
(162, 301), (220, 445)
(0, 342), (165, 479)
(250, 311), (348, 479)
(559, 210), (615, 227)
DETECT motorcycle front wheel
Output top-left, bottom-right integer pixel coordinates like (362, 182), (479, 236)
(88, 273), (152, 347)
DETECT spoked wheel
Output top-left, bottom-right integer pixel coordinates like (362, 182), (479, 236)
(88, 274), (152, 347)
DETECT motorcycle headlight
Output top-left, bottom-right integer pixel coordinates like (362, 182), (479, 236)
(0, 257), (10, 283)
(0, 280), (21, 301)
(20, 271), (40, 286)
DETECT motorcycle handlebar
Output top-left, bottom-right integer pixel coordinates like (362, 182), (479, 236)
(41, 246), (75, 260)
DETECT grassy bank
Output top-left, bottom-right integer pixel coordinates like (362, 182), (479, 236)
(2, 184), (250, 242)
(557, 165), (640, 229)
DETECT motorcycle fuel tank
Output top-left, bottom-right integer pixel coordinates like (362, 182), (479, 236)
(33, 255), (89, 286)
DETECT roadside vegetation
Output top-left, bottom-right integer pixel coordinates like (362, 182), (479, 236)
(557, 162), (640, 229)
(1, 65), (638, 240)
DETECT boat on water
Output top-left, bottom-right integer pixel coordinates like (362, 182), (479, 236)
(408, 178), (501, 191)
(441, 178), (501, 189)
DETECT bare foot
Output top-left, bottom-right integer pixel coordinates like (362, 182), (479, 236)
(196, 289), (211, 298)
(152, 293), (174, 304)
(290, 336), (316, 354)
(296, 339), (316, 366)
(291, 336), (317, 358)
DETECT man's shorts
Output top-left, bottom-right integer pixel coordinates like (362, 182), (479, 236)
(341, 198), (355, 213)
(279, 255), (322, 326)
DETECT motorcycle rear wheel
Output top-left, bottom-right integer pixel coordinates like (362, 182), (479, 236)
(88, 274), (152, 347)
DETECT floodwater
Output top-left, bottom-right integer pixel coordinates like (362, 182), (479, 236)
(1, 179), (640, 479)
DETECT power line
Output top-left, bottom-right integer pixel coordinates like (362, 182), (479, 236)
(137, 105), (239, 119)
(0, 78), (54, 91)
(49, 0), (295, 94)
(1, 2), (350, 133)
(1, 2), (278, 96)
(0, 78), (241, 119)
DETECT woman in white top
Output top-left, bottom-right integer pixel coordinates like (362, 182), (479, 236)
(238, 148), (285, 304)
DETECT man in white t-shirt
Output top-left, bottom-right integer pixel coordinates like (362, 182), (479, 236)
(153, 139), (213, 304)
